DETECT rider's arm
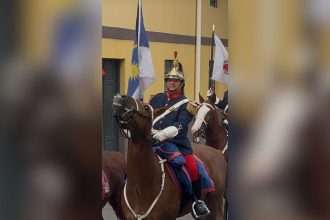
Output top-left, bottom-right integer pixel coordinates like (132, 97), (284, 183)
(215, 90), (228, 110)
(171, 104), (193, 136)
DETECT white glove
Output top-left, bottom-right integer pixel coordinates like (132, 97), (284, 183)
(207, 89), (220, 104)
(207, 89), (214, 97)
(152, 126), (179, 142)
(215, 96), (220, 104)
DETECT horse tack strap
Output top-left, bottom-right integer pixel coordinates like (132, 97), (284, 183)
(198, 102), (215, 111)
(123, 155), (166, 220)
(222, 142), (228, 154)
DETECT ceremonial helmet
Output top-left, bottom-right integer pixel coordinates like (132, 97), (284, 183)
(165, 51), (185, 82)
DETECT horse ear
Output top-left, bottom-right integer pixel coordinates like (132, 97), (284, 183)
(199, 93), (205, 103)
(209, 92), (216, 104)
(154, 107), (167, 118)
(187, 101), (198, 115)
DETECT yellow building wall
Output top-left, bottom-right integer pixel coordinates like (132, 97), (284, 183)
(201, 0), (229, 99)
(103, 0), (196, 36)
(102, 0), (228, 101)
(202, 0), (228, 38)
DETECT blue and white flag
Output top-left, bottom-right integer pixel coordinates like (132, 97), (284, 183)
(127, 0), (155, 100)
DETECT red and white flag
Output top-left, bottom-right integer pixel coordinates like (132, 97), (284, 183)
(211, 34), (229, 84)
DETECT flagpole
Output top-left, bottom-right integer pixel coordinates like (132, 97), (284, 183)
(138, 0), (142, 49)
(209, 24), (215, 91)
(195, 0), (202, 102)
(137, 0), (142, 99)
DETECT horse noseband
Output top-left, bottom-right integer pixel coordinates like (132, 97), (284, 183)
(116, 106), (151, 125)
(121, 108), (137, 123)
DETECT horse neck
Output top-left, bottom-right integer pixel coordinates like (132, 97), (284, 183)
(205, 110), (227, 150)
(126, 137), (160, 187)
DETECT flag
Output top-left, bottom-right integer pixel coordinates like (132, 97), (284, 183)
(211, 34), (229, 84)
(127, 0), (155, 100)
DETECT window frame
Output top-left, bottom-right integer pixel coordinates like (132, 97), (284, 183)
(164, 60), (174, 92)
(210, 0), (217, 8)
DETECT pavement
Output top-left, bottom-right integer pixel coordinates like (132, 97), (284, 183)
(102, 203), (195, 220)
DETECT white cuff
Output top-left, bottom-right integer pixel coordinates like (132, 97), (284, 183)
(161, 126), (179, 139)
(207, 89), (213, 97)
(215, 97), (220, 104)
(153, 126), (179, 142)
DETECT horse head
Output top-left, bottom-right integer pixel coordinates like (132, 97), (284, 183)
(191, 93), (219, 141)
(113, 94), (166, 139)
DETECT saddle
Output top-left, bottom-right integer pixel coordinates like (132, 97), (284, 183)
(153, 142), (215, 210)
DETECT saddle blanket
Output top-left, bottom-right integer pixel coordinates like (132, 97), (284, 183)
(102, 170), (110, 201)
(153, 142), (215, 200)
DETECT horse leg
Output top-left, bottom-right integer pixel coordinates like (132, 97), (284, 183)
(157, 215), (176, 220)
(223, 197), (228, 220)
(202, 195), (224, 220)
(206, 202), (224, 220)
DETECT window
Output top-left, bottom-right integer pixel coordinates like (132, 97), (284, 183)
(164, 60), (174, 91)
(210, 0), (217, 8)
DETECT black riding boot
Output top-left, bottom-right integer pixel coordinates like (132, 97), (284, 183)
(191, 177), (210, 218)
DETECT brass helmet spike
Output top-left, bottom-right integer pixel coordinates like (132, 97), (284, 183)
(165, 51), (184, 81)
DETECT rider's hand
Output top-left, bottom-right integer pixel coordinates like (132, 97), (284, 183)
(208, 89), (220, 104)
(152, 126), (178, 142)
(207, 89), (214, 97)
(215, 96), (220, 104)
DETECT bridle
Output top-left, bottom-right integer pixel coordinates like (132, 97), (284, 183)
(118, 98), (150, 120)
(114, 97), (154, 139)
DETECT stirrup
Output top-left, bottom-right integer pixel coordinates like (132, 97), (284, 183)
(192, 200), (211, 219)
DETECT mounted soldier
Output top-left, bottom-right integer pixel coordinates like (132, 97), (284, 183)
(150, 54), (210, 218)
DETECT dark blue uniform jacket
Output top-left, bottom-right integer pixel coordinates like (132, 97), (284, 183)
(150, 93), (193, 155)
(216, 90), (228, 110)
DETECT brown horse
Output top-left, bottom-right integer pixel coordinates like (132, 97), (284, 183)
(102, 151), (127, 220)
(188, 93), (228, 161)
(113, 94), (226, 220)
